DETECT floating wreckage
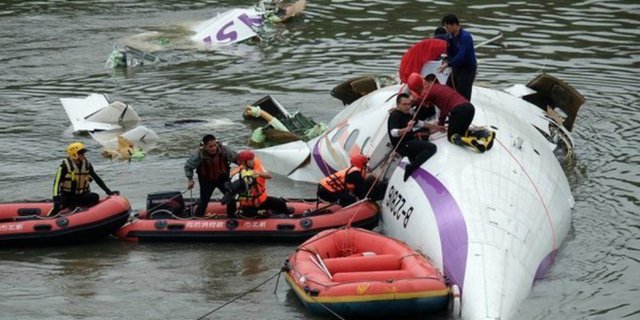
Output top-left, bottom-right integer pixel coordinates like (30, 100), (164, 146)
(244, 76), (396, 148)
(106, 0), (307, 68)
(243, 95), (326, 147)
(60, 93), (158, 161)
(91, 126), (157, 161)
(190, 0), (307, 47)
(105, 45), (165, 69)
(330, 74), (398, 105)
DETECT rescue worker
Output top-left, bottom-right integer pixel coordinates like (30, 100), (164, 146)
(50, 142), (118, 216)
(184, 134), (238, 217)
(407, 73), (493, 152)
(437, 14), (477, 100)
(233, 150), (288, 218)
(388, 93), (443, 181)
(317, 154), (369, 206)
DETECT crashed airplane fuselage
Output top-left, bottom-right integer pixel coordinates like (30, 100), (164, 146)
(255, 74), (584, 319)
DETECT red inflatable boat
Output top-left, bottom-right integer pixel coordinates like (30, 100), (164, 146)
(116, 192), (379, 242)
(0, 196), (131, 246)
(285, 228), (450, 318)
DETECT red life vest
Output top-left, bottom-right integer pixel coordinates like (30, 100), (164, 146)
(196, 148), (230, 182)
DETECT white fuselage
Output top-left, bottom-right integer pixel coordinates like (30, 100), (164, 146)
(255, 83), (574, 320)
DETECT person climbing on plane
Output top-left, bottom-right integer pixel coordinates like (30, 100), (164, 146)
(228, 150), (288, 218)
(407, 72), (494, 152)
(184, 134), (238, 218)
(317, 154), (369, 207)
(388, 93), (444, 181)
(49, 142), (119, 216)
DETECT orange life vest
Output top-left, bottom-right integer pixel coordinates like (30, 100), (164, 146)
(319, 166), (364, 194)
(236, 158), (268, 207)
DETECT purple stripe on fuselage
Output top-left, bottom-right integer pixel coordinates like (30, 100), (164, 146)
(534, 249), (557, 280)
(401, 162), (469, 290)
(312, 139), (337, 177)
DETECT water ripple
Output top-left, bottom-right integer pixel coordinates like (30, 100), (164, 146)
(1, 1), (639, 319)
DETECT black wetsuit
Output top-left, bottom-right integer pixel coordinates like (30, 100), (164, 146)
(387, 110), (437, 175)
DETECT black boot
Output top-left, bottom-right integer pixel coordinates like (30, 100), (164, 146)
(403, 163), (415, 181)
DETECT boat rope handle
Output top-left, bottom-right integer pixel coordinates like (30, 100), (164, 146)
(303, 275), (445, 289)
(43, 205), (84, 219)
(295, 225), (347, 248)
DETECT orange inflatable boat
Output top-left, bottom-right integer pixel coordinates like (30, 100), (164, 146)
(0, 196), (131, 246)
(285, 228), (450, 317)
(116, 192), (379, 243)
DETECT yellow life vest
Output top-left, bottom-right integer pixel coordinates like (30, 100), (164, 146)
(60, 158), (92, 194)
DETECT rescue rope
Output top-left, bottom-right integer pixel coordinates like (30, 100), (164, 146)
(494, 138), (557, 252)
(345, 82), (435, 229)
(189, 188), (194, 216)
(308, 296), (347, 320)
(195, 270), (281, 320)
(331, 83), (437, 255)
(297, 81), (436, 255)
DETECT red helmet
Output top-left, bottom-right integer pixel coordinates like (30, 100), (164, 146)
(237, 150), (255, 163)
(350, 154), (368, 169)
(407, 72), (425, 96)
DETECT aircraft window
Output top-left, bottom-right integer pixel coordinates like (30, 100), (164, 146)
(331, 126), (347, 143)
(362, 137), (370, 151)
(344, 129), (360, 151)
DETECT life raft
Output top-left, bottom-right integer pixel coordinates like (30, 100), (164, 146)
(115, 194), (379, 243)
(284, 228), (450, 318)
(0, 196), (131, 246)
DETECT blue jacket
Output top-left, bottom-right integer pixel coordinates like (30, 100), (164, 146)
(447, 28), (477, 68)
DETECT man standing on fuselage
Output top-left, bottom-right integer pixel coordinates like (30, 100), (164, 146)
(438, 14), (477, 101)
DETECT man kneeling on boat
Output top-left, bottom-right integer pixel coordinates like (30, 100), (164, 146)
(227, 150), (288, 218)
(317, 154), (369, 206)
(49, 142), (119, 216)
